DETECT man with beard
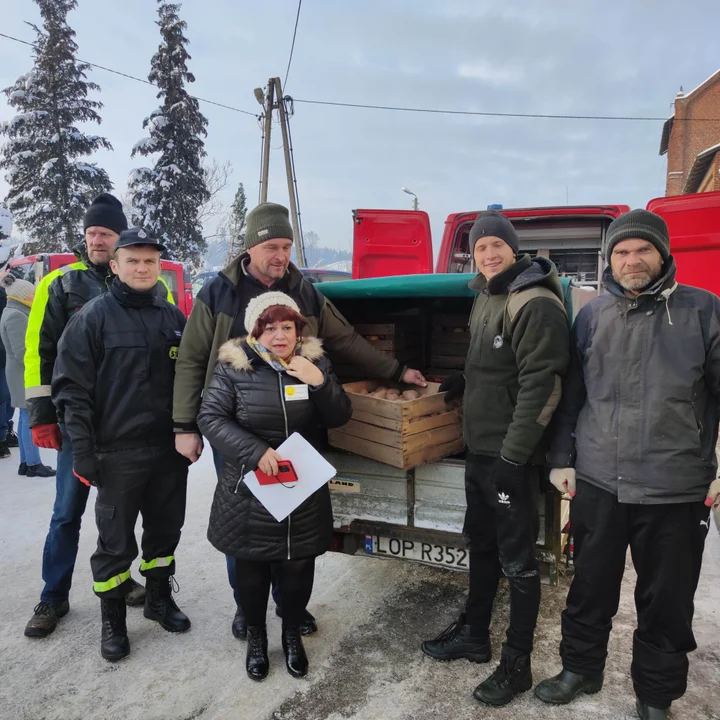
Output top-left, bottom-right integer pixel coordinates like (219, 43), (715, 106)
(535, 209), (720, 720)
(23, 194), (172, 638)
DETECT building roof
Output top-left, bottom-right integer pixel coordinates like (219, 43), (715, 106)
(659, 67), (720, 156)
(682, 143), (720, 194)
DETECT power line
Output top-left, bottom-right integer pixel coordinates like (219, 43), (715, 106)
(0, 31), (258, 117)
(292, 97), (711, 123)
(283, 0), (302, 91)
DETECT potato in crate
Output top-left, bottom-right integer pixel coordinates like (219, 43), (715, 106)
(328, 381), (463, 470)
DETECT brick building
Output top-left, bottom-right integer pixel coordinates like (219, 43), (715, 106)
(660, 68), (720, 195)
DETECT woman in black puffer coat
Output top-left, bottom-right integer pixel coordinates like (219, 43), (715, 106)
(197, 292), (352, 682)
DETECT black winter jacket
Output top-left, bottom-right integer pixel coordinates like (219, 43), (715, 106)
(548, 259), (720, 504)
(51, 278), (186, 457)
(198, 336), (352, 561)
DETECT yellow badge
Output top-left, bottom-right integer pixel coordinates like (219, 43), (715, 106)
(169, 346), (178, 360)
(286, 386), (295, 397)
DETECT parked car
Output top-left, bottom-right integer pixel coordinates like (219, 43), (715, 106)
(8, 252), (194, 318)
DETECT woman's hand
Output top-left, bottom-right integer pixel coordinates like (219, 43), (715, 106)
(258, 447), (283, 476)
(286, 356), (324, 387)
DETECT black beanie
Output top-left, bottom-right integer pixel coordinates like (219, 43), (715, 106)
(469, 210), (520, 255)
(605, 209), (670, 263)
(83, 193), (128, 235)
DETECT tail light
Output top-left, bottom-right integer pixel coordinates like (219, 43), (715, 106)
(183, 265), (193, 317)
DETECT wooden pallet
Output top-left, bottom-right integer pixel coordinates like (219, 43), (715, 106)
(328, 381), (464, 469)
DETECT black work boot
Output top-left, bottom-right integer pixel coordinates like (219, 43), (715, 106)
(124, 577), (146, 607)
(24, 599), (70, 638)
(276, 606), (317, 636)
(535, 668), (604, 704)
(100, 598), (130, 662)
(0, 442), (10, 459)
(282, 626), (309, 678)
(473, 645), (533, 707)
(18, 462), (27, 476)
(421, 613), (491, 663)
(246, 625), (269, 681)
(6, 428), (19, 448)
(636, 698), (670, 720)
(143, 577), (191, 632)
(26, 463), (56, 477)
(232, 605), (247, 640)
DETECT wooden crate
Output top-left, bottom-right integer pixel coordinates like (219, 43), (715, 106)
(328, 381), (464, 470)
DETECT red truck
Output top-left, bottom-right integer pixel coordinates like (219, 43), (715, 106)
(8, 252), (194, 318)
(352, 191), (720, 296)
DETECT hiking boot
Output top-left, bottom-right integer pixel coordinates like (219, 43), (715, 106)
(535, 668), (604, 704)
(6, 429), (19, 448)
(26, 464), (56, 478)
(0, 442), (10, 459)
(124, 577), (146, 607)
(18, 462), (27, 476)
(276, 606), (317, 636)
(246, 625), (269, 681)
(232, 605), (247, 640)
(24, 599), (70, 638)
(636, 698), (670, 720)
(143, 577), (191, 632)
(473, 645), (533, 707)
(100, 598), (130, 662)
(421, 613), (491, 663)
(282, 626), (309, 678)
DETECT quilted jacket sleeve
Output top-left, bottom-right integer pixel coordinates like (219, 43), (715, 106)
(309, 357), (353, 429)
(197, 364), (270, 471)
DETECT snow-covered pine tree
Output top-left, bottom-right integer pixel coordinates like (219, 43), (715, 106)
(128, 0), (209, 267)
(0, 0), (112, 253)
(226, 182), (247, 261)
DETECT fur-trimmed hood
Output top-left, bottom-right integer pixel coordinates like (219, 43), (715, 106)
(217, 335), (325, 372)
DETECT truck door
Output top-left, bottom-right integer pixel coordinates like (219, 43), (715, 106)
(352, 209), (433, 279)
(646, 191), (720, 295)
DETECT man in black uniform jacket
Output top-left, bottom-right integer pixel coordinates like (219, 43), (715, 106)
(52, 228), (190, 662)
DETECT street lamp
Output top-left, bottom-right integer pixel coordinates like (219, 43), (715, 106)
(401, 187), (419, 211)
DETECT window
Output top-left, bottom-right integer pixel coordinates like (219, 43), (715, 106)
(10, 261), (36, 285)
(160, 269), (178, 304)
(548, 250), (600, 283)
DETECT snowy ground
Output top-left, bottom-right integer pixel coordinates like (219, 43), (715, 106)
(1, 446), (719, 720)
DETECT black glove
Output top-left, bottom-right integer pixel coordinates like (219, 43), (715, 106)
(491, 456), (526, 507)
(73, 453), (101, 488)
(439, 372), (465, 404)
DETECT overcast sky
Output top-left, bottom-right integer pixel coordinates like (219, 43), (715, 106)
(1, 0), (719, 252)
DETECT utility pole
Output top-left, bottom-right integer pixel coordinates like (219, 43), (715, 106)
(254, 77), (306, 267)
(274, 77), (306, 267)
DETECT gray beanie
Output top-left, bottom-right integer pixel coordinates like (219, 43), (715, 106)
(1, 274), (35, 303)
(606, 209), (670, 263)
(469, 210), (520, 255)
(245, 202), (294, 250)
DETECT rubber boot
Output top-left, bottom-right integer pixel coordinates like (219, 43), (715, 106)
(282, 626), (309, 678)
(636, 698), (670, 720)
(143, 577), (191, 632)
(246, 625), (269, 681)
(101, 598), (130, 662)
(535, 668), (604, 704)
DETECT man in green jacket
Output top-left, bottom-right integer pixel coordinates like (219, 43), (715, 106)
(421, 210), (569, 707)
(173, 201), (426, 638)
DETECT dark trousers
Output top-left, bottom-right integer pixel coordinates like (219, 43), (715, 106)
(560, 479), (711, 709)
(41, 425), (90, 602)
(463, 452), (541, 654)
(234, 557), (315, 627)
(91, 446), (188, 598)
(211, 446), (281, 610)
(0, 370), (13, 442)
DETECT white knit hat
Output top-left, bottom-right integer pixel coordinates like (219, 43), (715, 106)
(244, 292), (301, 335)
(1, 274), (35, 303)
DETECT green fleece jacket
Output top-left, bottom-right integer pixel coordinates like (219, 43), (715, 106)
(464, 255), (570, 465)
(173, 254), (402, 432)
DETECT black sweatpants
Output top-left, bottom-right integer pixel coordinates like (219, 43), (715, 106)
(463, 452), (541, 654)
(234, 557), (315, 628)
(560, 479), (711, 709)
(91, 446), (188, 598)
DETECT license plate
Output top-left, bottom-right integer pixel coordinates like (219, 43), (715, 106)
(364, 535), (468, 570)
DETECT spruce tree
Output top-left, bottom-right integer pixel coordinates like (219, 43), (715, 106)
(128, 0), (209, 267)
(0, 0), (112, 253)
(226, 182), (247, 260)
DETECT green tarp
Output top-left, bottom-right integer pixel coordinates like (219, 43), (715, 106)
(316, 272), (572, 300)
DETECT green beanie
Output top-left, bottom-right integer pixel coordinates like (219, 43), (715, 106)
(245, 202), (294, 250)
